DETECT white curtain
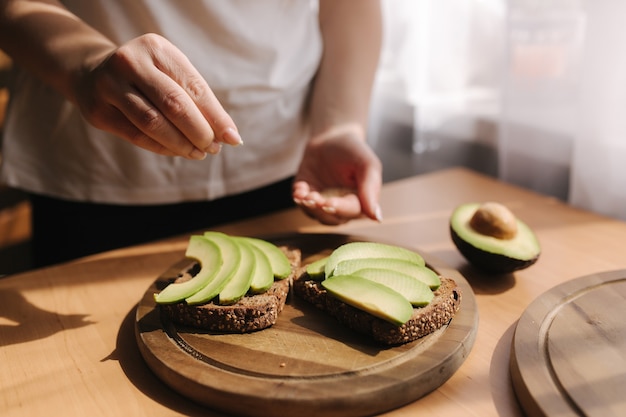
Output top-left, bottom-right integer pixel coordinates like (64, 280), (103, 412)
(569, 0), (626, 220)
(374, 0), (626, 221)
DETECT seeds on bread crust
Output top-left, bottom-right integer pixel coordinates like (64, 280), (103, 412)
(293, 272), (461, 345)
(161, 246), (300, 333)
(161, 278), (291, 333)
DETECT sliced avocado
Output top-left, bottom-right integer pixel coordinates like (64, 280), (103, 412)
(450, 202), (541, 274)
(305, 256), (328, 280)
(324, 241), (425, 278)
(185, 232), (241, 305)
(219, 238), (255, 305)
(334, 258), (441, 290)
(321, 275), (413, 326)
(234, 237), (274, 294)
(238, 236), (291, 279)
(351, 268), (433, 307)
(155, 236), (223, 304)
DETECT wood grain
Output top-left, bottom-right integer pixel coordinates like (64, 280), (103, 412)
(510, 269), (626, 417)
(6, 168), (626, 417)
(135, 233), (478, 417)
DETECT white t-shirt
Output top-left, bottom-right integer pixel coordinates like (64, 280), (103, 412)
(1, 0), (322, 204)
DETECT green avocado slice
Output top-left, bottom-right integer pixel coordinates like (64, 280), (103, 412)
(184, 232), (241, 305)
(350, 268), (434, 307)
(238, 236), (291, 279)
(219, 238), (255, 305)
(450, 202), (541, 273)
(334, 258), (441, 290)
(322, 275), (414, 326)
(154, 236), (222, 304)
(305, 256), (328, 280)
(235, 237), (274, 294)
(324, 241), (425, 278)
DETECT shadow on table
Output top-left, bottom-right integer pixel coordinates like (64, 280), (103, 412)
(428, 248), (517, 295)
(457, 264), (517, 295)
(0, 288), (92, 346)
(104, 306), (228, 417)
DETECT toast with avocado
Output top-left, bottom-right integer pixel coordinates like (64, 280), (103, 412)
(293, 273), (461, 345)
(161, 272), (295, 333)
(294, 241), (462, 345)
(156, 232), (301, 333)
(156, 236), (461, 343)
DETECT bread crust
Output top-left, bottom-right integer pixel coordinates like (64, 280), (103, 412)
(161, 278), (291, 333)
(160, 246), (300, 333)
(293, 271), (462, 345)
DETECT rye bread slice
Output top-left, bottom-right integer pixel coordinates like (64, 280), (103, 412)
(161, 246), (301, 333)
(293, 271), (462, 345)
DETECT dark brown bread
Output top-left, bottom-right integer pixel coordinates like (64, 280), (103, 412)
(293, 271), (462, 345)
(161, 246), (301, 333)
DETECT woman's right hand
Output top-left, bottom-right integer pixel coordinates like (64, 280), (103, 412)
(73, 33), (242, 159)
(1, 1), (239, 158)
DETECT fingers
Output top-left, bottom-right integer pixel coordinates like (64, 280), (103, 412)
(89, 34), (242, 159)
(293, 181), (342, 224)
(293, 182), (377, 225)
(91, 104), (183, 157)
(356, 159), (383, 222)
(136, 48), (243, 150)
(109, 83), (211, 159)
(150, 37), (243, 148)
(292, 128), (383, 224)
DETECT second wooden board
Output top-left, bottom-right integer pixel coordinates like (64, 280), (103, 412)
(511, 269), (626, 417)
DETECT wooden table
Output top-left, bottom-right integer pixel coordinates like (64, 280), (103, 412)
(2, 167), (625, 417)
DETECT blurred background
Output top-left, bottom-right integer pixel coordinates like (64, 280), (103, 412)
(1, 0), (624, 273)
(370, 0), (626, 222)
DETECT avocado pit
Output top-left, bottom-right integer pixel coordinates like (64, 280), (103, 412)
(469, 202), (518, 240)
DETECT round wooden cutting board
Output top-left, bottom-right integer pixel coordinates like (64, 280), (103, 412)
(135, 233), (478, 417)
(511, 269), (626, 417)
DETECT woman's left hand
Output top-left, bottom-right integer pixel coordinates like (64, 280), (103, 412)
(293, 124), (383, 225)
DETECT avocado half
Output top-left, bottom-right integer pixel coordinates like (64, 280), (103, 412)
(450, 202), (540, 274)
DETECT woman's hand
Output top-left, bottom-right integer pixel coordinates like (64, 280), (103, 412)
(295, 0), (383, 225)
(293, 124), (382, 225)
(0, 0), (242, 159)
(74, 33), (242, 159)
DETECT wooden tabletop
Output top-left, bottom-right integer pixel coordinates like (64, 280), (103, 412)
(2, 167), (626, 417)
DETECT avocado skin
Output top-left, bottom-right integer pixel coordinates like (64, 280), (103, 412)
(450, 226), (539, 274)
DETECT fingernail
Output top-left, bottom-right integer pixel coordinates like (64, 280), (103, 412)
(223, 127), (243, 146)
(190, 148), (207, 160)
(293, 198), (303, 205)
(205, 141), (222, 155)
(322, 205), (337, 214)
(375, 205), (383, 222)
